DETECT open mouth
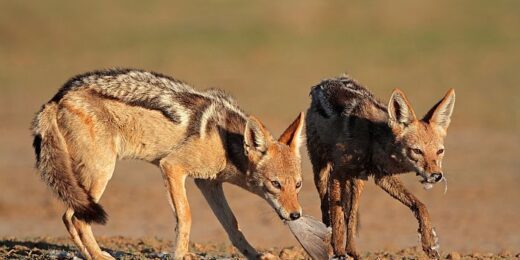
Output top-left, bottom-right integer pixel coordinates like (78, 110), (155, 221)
(417, 173), (448, 194)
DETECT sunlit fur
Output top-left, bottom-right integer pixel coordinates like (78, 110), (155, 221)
(31, 68), (305, 260)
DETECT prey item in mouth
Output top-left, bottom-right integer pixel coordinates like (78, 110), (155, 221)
(420, 175), (448, 194)
(286, 215), (331, 260)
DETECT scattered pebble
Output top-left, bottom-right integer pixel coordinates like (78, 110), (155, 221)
(498, 250), (511, 257)
(470, 252), (481, 258)
(447, 251), (461, 260)
(279, 247), (304, 259)
(0, 237), (518, 259)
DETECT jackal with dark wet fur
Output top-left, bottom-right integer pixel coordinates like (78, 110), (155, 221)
(31, 68), (306, 260)
(306, 75), (455, 259)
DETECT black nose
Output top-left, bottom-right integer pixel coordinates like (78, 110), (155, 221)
(289, 212), (301, 220)
(431, 172), (443, 182)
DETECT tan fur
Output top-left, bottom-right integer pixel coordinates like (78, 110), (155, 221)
(306, 76), (455, 259)
(31, 69), (305, 260)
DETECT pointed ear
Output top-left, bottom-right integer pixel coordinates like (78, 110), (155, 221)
(388, 89), (417, 126)
(423, 88), (456, 131)
(278, 112), (305, 154)
(244, 116), (271, 156)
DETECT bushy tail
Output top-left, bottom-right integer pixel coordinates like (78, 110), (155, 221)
(31, 103), (107, 224)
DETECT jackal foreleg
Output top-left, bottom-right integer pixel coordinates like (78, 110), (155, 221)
(313, 162), (332, 226)
(344, 178), (364, 259)
(195, 179), (259, 259)
(328, 171), (346, 257)
(374, 175), (440, 259)
(160, 162), (192, 259)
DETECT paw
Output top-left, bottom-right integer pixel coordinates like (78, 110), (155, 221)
(94, 251), (115, 260)
(425, 228), (441, 259)
(418, 228), (440, 259)
(431, 228), (439, 245)
(425, 247), (441, 259)
(257, 252), (279, 260)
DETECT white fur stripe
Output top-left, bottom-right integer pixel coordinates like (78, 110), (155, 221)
(199, 103), (218, 138)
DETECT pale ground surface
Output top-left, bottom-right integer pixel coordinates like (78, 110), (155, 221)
(1, 237), (518, 259)
(1, 1), (519, 258)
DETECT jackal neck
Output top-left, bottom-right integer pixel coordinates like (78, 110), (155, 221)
(218, 112), (250, 179)
(370, 122), (409, 176)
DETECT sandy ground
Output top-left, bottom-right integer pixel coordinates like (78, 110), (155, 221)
(1, 237), (518, 259)
(1, 1), (519, 258)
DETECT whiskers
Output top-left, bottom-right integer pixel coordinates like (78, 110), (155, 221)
(441, 176), (448, 195)
(422, 176), (448, 194)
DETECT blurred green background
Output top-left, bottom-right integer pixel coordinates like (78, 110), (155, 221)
(1, 0), (519, 254)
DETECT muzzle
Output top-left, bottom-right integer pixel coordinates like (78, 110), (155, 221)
(417, 172), (448, 193)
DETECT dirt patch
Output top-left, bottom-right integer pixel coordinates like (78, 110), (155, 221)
(1, 237), (518, 259)
(1, 1), (519, 257)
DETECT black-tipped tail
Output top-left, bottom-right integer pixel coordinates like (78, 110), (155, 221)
(32, 103), (109, 225)
(74, 200), (108, 225)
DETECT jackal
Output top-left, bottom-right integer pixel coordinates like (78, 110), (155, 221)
(306, 75), (455, 259)
(31, 68), (306, 260)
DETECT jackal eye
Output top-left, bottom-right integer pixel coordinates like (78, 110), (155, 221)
(271, 180), (281, 189)
(411, 148), (423, 155)
(295, 181), (302, 189)
(437, 149), (444, 155)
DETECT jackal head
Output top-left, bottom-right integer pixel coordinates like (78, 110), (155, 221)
(387, 89), (456, 186)
(243, 112), (305, 221)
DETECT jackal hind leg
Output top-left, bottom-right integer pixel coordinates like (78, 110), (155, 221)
(313, 162), (332, 227)
(328, 170), (346, 257)
(343, 178), (364, 260)
(159, 161), (193, 260)
(195, 179), (260, 259)
(57, 97), (117, 259)
(71, 174), (114, 260)
(63, 208), (90, 259)
(374, 176), (440, 259)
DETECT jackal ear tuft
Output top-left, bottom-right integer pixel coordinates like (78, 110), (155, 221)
(423, 88), (456, 131)
(278, 112), (305, 154)
(244, 116), (270, 156)
(388, 89), (417, 126)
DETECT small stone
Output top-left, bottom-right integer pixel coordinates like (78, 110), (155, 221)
(57, 251), (72, 258)
(141, 247), (153, 253)
(446, 251), (461, 260)
(279, 247), (300, 260)
(498, 250), (511, 257)
(192, 243), (204, 252)
(470, 252), (481, 258)
(259, 252), (279, 260)
(158, 252), (171, 260)
(482, 252), (494, 257)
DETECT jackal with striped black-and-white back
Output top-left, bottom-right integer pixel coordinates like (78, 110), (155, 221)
(31, 68), (305, 260)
